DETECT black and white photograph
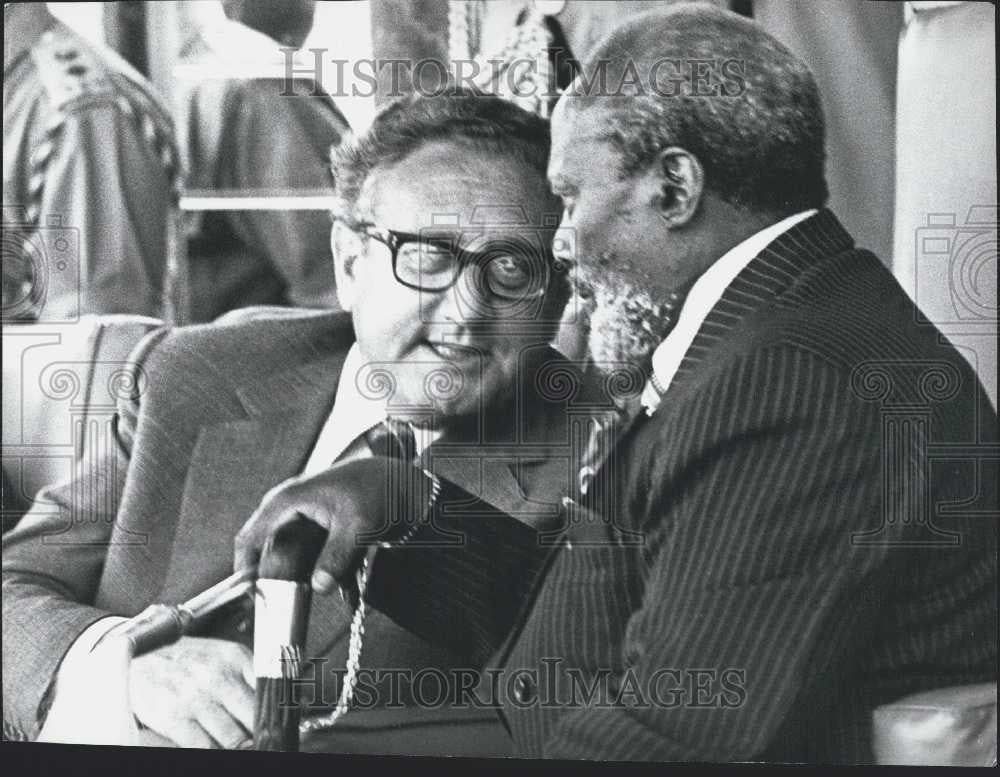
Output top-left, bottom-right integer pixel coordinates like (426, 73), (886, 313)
(2, 0), (996, 768)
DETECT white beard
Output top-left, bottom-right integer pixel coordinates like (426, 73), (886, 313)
(576, 263), (677, 378)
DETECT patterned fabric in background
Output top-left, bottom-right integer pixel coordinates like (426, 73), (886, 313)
(449, 1), (577, 118)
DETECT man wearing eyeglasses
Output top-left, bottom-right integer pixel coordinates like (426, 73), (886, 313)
(233, 5), (997, 765)
(2, 90), (600, 751)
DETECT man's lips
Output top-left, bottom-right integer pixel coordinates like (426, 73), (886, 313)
(424, 341), (486, 362)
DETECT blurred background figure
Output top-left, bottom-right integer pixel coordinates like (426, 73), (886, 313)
(176, 0), (350, 323)
(2, 2), (179, 322)
(1, 465), (19, 536)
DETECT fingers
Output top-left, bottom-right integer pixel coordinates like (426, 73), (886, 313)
(141, 689), (248, 749)
(159, 700), (249, 749)
(129, 637), (257, 749)
(234, 480), (321, 572)
(234, 464), (382, 590)
(194, 699), (252, 749)
(312, 511), (363, 594)
(221, 647), (256, 734)
(168, 718), (218, 749)
(193, 646), (254, 748)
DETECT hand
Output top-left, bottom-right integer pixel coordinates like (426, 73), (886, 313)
(129, 636), (255, 749)
(234, 457), (411, 594)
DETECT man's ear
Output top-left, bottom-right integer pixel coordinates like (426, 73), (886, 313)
(649, 147), (704, 227)
(331, 220), (362, 312)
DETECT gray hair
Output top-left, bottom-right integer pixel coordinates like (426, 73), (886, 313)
(330, 87), (553, 220)
(328, 88), (570, 328)
(569, 3), (828, 215)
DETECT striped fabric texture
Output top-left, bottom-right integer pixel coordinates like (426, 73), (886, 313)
(367, 210), (998, 762)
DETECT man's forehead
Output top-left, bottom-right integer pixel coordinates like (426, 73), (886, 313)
(549, 103), (616, 180)
(366, 142), (553, 227)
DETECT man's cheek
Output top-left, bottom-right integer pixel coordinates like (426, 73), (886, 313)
(471, 355), (514, 394)
(583, 198), (621, 242)
(572, 219), (598, 261)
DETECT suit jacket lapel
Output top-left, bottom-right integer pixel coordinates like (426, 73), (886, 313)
(157, 352), (344, 604)
(171, 341), (595, 660)
(668, 209), (855, 397)
(419, 344), (586, 527)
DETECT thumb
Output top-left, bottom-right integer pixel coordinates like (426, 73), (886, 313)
(310, 508), (364, 595)
(233, 486), (312, 573)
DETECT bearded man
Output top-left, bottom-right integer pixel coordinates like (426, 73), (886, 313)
(236, 4), (997, 762)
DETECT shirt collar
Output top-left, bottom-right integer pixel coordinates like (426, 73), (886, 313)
(642, 209), (817, 414)
(323, 344), (441, 459)
(329, 344), (387, 444)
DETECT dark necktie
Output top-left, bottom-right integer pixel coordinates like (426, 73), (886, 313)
(335, 419), (419, 607)
(364, 418), (418, 463)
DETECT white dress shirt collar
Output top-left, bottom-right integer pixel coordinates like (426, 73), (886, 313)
(641, 209), (818, 414)
(302, 344), (440, 475)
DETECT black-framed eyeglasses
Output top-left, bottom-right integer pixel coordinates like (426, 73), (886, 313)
(340, 220), (555, 301)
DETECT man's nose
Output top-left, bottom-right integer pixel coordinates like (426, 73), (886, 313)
(552, 226), (576, 267)
(430, 264), (499, 325)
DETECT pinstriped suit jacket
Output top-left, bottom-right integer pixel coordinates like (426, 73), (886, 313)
(1, 311), (600, 741)
(367, 210), (998, 762)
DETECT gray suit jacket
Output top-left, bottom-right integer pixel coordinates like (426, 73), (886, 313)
(2, 310), (598, 741)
